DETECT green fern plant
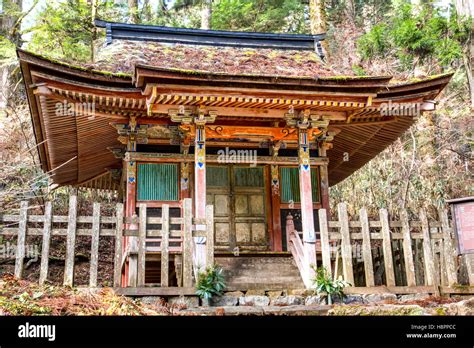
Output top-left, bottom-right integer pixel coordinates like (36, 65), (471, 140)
(195, 265), (226, 301)
(312, 266), (350, 305)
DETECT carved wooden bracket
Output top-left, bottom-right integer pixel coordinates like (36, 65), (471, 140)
(285, 109), (330, 133)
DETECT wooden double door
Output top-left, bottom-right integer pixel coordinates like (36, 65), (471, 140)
(206, 165), (269, 251)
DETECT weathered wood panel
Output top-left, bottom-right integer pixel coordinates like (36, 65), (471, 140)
(400, 209), (416, 287)
(420, 209), (439, 293)
(14, 201), (28, 279)
(359, 207), (375, 287)
(380, 208), (395, 287)
(161, 204), (170, 287)
(206, 204), (215, 267)
(438, 208), (458, 286)
(318, 208), (331, 277)
(137, 204), (147, 287)
(89, 203), (101, 287)
(182, 198), (193, 287)
(39, 201), (52, 285)
(338, 203), (354, 285)
(113, 203), (124, 287)
(64, 196), (77, 286)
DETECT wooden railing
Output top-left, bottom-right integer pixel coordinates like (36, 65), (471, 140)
(286, 202), (467, 292)
(0, 197), (214, 289)
(285, 214), (312, 288)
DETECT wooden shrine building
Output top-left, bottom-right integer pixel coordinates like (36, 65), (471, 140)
(17, 20), (452, 289)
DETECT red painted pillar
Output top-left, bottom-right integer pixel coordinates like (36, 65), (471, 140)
(194, 123), (207, 273)
(122, 138), (138, 287)
(298, 127), (317, 276)
(270, 164), (283, 251)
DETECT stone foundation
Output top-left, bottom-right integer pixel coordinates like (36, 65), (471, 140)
(141, 290), (460, 308)
(136, 292), (474, 316)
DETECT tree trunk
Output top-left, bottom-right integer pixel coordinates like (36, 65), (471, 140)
(128, 0), (139, 24)
(309, 0), (329, 60)
(201, 0), (212, 30)
(455, 0), (474, 108)
(309, 0), (327, 35)
(91, 0), (98, 62)
(141, 0), (153, 23)
(344, 0), (355, 24)
(0, 0), (23, 109)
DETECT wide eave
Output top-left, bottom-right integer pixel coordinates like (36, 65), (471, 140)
(17, 48), (452, 189)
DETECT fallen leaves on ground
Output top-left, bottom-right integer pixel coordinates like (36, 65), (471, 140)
(0, 274), (171, 316)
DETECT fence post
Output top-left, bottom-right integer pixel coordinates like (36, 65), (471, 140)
(359, 207), (375, 287)
(438, 208), (458, 286)
(64, 196), (77, 286)
(318, 209), (331, 278)
(182, 198), (193, 287)
(39, 201), (52, 285)
(137, 204), (147, 287)
(89, 203), (101, 287)
(161, 204), (170, 287)
(400, 209), (416, 287)
(420, 208), (440, 294)
(14, 201), (28, 279)
(206, 204), (214, 268)
(113, 203), (124, 288)
(380, 208), (396, 287)
(337, 203), (354, 285)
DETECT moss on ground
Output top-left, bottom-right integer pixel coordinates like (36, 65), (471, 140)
(329, 304), (425, 316)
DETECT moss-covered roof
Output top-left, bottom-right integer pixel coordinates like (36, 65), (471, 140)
(87, 40), (334, 78)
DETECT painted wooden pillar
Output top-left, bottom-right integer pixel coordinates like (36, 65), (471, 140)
(180, 162), (191, 199)
(194, 122), (207, 274)
(180, 137), (191, 200)
(318, 142), (330, 213)
(297, 126), (317, 273)
(270, 164), (283, 251)
(123, 130), (138, 287)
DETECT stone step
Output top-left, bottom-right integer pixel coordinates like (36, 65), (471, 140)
(216, 255), (305, 290)
(176, 305), (331, 316)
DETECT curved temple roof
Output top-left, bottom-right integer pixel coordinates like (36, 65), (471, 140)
(17, 21), (453, 191)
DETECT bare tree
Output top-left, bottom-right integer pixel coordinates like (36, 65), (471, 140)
(128, 0), (139, 24)
(344, 0), (355, 24)
(309, 0), (329, 59)
(201, 0), (212, 30)
(309, 0), (326, 34)
(455, 0), (474, 108)
(91, 0), (97, 62)
(1, 0), (20, 108)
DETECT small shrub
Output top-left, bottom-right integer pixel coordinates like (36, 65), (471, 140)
(312, 266), (350, 305)
(195, 265), (226, 301)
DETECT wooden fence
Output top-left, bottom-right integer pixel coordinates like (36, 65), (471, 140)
(123, 199), (214, 288)
(0, 197), (214, 289)
(287, 202), (468, 294)
(0, 197), (121, 287)
(1, 198), (470, 294)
